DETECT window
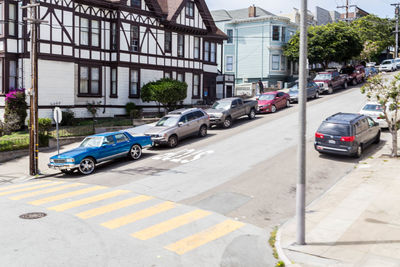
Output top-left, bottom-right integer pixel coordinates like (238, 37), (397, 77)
(281, 27), (286, 42)
(130, 25), (139, 52)
(177, 72), (184, 82)
(0, 59), (3, 93)
(164, 31), (172, 53)
(227, 29), (233, 44)
(79, 66), (101, 96)
(80, 18), (89, 45)
(226, 56), (233, 71)
(194, 37), (200, 59)
(281, 56), (286, 71)
(115, 133), (129, 143)
(131, 0), (141, 8)
(91, 20), (100, 47)
(0, 3), (3, 36)
(9, 3), (17, 36)
(193, 74), (199, 97)
(110, 68), (117, 97)
(272, 55), (280, 70)
(186, 1), (194, 17)
(210, 43), (216, 63)
(272, 25), (280, 41)
(111, 23), (117, 50)
(177, 34), (184, 57)
(204, 41), (209, 61)
(130, 69), (139, 97)
(164, 71), (172, 79)
(103, 136), (115, 145)
(9, 60), (17, 90)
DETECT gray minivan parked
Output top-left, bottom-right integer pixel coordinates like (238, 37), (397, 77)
(314, 113), (380, 158)
(144, 108), (210, 148)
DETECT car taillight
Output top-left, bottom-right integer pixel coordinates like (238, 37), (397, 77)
(315, 132), (324, 139)
(377, 116), (382, 119)
(340, 136), (355, 142)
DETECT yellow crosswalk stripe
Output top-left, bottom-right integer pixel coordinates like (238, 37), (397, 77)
(164, 219), (245, 255)
(10, 183), (84, 200)
(29, 185), (106, 206)
(48, 190), (130, 211)
(0, 180), (52, 192)
(0, 181), (65, 197)
(101, 201), (176, 229)
(131, 209), (211, 240)
(76, 195), (154, 219)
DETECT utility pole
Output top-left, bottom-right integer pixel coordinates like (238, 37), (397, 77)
(392, 3), (400, 58)
(337, 0), (356, 23)
(22, 0), (46, 176)
(296, 0), (308, 245)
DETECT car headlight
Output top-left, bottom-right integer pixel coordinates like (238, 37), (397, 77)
(65, 158), (75, 163)
(50, 159), (54, 163)
(216, 113), (224, 118)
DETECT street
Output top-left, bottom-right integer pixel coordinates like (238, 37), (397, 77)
(0, 82), (390, 266)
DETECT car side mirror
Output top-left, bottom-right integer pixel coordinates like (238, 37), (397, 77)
(178, 122), (184, 127)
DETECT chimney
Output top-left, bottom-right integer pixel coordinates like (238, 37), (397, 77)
(248, 5), (256, 17)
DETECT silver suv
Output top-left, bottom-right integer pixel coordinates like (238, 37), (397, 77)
(144, 108), (210, 148)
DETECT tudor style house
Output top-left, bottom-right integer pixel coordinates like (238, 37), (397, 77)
(0, 0), (226, 119)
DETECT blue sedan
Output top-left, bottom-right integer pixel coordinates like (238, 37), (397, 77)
(48, 131), (152, 175)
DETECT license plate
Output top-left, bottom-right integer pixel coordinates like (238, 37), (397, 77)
(328, 140), (336, 144)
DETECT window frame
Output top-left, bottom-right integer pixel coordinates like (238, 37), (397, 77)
(129, 68), (140, 98)
(194, 37), (200, 59)
(280, 55), (286, 71)
(164, 31), (172, 53)
(226, 29), (233, 44)
(176, 72), (185, 83)
(111, 22), (118, 50)
(272, 25), (280, 41)
(131, 0), (141, 8)
(281, 26), (286, 42)
(8, 3), (17, 37)
(272, 55), (280, 70)
(0, 58), (3, 94)
(0, 2), (4, 36)
(110, 67), (118, 98)
(210, 42), (216, 63)
(164, 71), (172, 79)
(79, 18), (101, 47)
(226, 55), (233, 72)
(80, 17), (90, 46)
(192, 73), (200, 99)
(9, 60), (17, 91)
(177, 34), (185, 58)
(78, 65), (102, 97)
(204, 41), (210, 61)
(130, 24), (140, 52)
(91, 20), (100, 47)
(185, 1), (194, 18)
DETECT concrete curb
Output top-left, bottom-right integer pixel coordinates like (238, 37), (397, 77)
(275, 222), (294, 266)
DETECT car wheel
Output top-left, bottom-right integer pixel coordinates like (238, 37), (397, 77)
(61, 169), (75, 175)
(327, 86), (333, 94)
(373, 131), (381, 144)
(78, 157), (95, 175)
(248, 109), (256, 120)
(352, 79), (357, 85)
(223, 117), (232, 128)
(271, 105), (277, 113)
(286, 100), (290, 107)
(343, 82), (348, 89)
(168, 135), (178, 148)
(354, 145), (363, 158)
(129, 144), (142, 160)
(198, 125), (207, 137)
(314, 91), (319, 99)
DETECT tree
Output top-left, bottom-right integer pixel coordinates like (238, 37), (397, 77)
(284, 22), (363, 68)
(361, 74), (400, 157)
(360, 41), (380, 62)
(141, 78), (187, 113)
(352, 15), (394, 61)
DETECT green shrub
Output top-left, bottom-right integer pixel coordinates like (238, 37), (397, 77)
(61, 109), (76, 126)
(38, 118), (52, 135)
(4, 89), (28, 131)
(126, 102), (141, 119)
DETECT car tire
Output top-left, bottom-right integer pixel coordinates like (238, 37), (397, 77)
(223, 117), (232, 128)
(352, 79), (357, 86)
(285, 100), (290, 107)
(248, 109), (256, 120)
(198, 125), (207, 137)
(373, 131), (381, 144)
(61, 169), (75, 175)
(168, 135), (178, 148)
(78, 157), (96, 175)
(271, 105), (277, 113)
(327, 86), (333, 94)
(343, 82), (348, 89)
(354, 145), (363, 158)
(129, 144), (142, 160)
(314, 91), (319, 99)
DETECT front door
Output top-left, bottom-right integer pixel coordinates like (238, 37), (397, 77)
(99, 136), (117, 160)
(226, 86), (233, 97)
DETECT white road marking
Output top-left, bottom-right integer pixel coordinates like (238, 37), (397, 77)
(152, 149), (214, 164)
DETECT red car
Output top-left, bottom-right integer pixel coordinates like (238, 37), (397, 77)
(257, 91), (290, 113)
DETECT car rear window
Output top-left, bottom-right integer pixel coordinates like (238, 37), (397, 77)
(363, 104), (383, 112)
(318, 122), (350, 136)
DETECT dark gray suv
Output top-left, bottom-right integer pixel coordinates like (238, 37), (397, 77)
(144, 108), (210, 148)
(314, 113), (380, 158)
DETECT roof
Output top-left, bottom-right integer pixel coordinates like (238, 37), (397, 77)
(168, 108), (202, 115)
(326, 113), (364, 123)
(157, 0), (184, 20)
(91, 132), (123, 137)
(211, 6), (276, 22)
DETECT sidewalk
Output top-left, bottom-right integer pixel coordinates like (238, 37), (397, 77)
(277, 137), (400, 266)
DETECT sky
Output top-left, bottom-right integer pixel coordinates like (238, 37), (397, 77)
(205, 0), (394, 19)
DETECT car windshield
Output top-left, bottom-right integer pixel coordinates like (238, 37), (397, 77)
(80, 136), (103, 147)
(258, 94), (275, 100)
(314, 74), (332, 80)
(212, 101), (231, 110)
(363, 104), (383, 112)
(318, 122), (350, 136)
(340, 68), (354, 74)
(156, 116), (179, 127)
(290, 84), (299, 91)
